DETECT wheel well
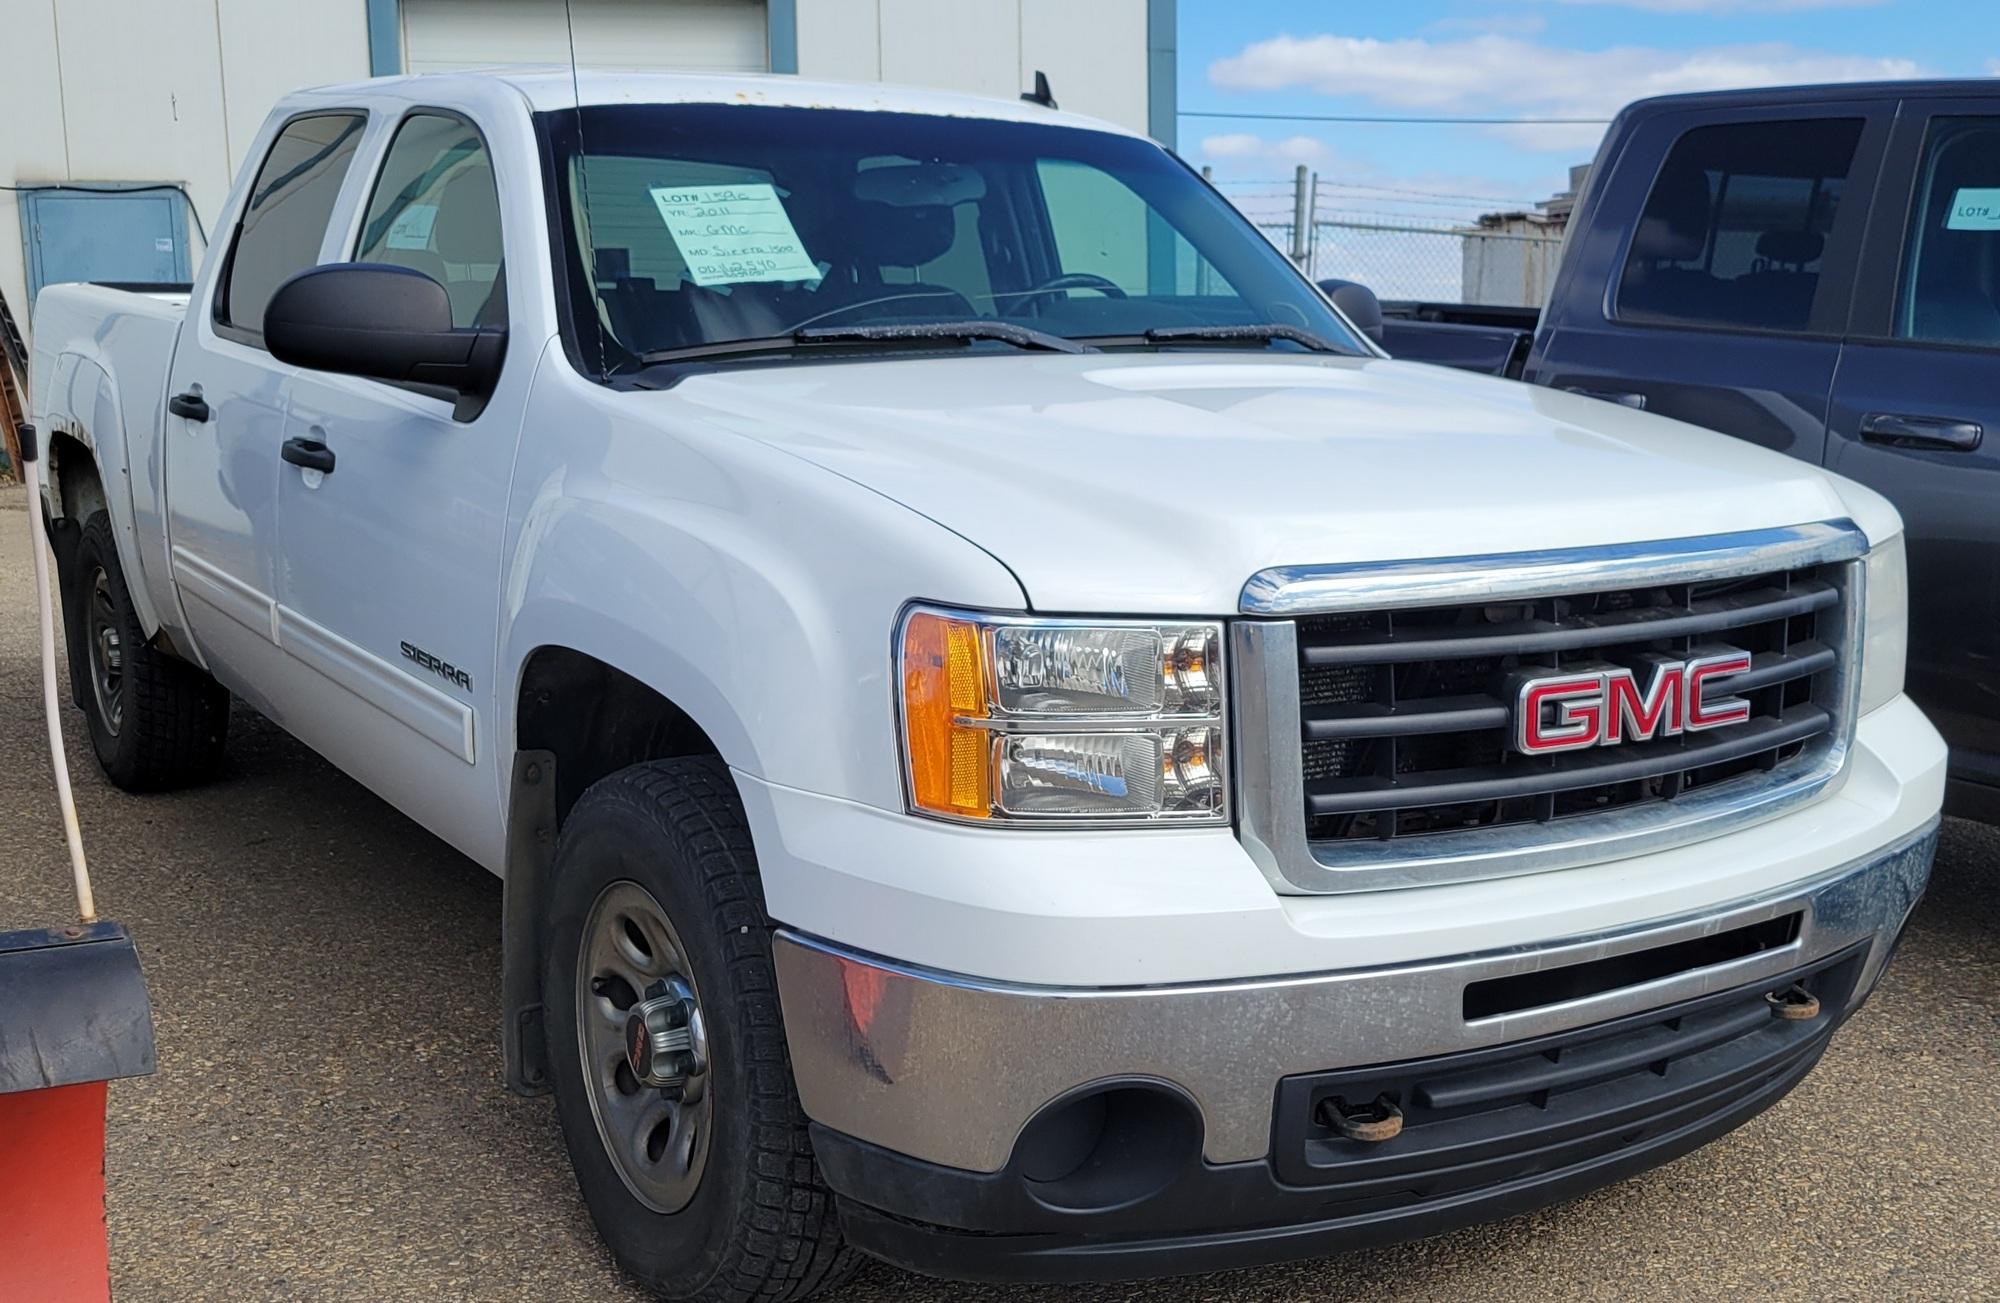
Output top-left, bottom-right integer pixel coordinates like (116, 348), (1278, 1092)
(47, 431), (107, 525)
(504, 647), (723, 1095)
(515, 646), (722, 827)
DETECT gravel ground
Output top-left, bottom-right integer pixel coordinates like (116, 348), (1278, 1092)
(2, 496), (1995, 1302)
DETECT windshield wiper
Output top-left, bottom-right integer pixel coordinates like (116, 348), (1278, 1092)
(634, 319), (1086, 367)
(1076, 323), (1350, 354)
(796, 320), (1088, 353)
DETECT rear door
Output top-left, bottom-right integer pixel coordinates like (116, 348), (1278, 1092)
(165, 110), (367, 700)
(1826, 100), (2000, 805)
(1528, 104), (1891, 460)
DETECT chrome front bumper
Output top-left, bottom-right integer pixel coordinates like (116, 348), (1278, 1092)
(773, 821), (1936, 1174)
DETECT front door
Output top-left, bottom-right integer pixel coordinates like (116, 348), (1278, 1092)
(270, 110), (520, 865)
(1826, 102), (2000, 811)
(1528, 106), (1890, 461)
(164, 112), (367, 710)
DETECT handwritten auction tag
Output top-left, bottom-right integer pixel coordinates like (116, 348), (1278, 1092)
(650, 183), (820, 286)
(1946, 188), (2000, 231)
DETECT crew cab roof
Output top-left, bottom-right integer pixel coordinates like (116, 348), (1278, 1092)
(1621, 77), (2000, 117)
(283, 67), (1144, 138)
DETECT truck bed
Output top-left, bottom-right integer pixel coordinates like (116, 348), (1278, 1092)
(1379, 300), (1538, 378)
(29, 282), (191, 640)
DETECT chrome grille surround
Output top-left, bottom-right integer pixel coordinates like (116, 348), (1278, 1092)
(1232, 522), (1871, 894)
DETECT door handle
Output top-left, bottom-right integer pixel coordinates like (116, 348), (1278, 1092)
(280, 437), (336, 474)
(168, 390), (210, 422)
(1565, 387), (1647, 410)
(1859, 413), (1983, 452)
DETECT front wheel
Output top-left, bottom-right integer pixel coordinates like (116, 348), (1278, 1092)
(542, 757), (858, 1302)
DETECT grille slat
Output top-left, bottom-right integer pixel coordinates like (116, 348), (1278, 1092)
(1298, 582), (1836, 667)
(1294, 560), (1850, 850)
(1306, 706), (1830, 816)
(1304, 694), (1509, 740)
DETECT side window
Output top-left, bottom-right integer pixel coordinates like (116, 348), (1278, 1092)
(355, 113), (505, 329)
(1894, 116), (2000, 348)
(219, 113), (366, 338)
(1616, 118), (1863, 334)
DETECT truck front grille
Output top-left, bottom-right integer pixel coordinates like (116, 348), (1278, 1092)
(1295, 564), (1842, 844)
(1230, 523), (1867, 892)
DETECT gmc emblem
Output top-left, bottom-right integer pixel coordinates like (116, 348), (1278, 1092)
(1513, 651), (1753, 754)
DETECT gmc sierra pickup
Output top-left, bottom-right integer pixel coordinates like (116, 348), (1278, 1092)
(1370, 80), (2000, 823)
(31, 71), (1944, 1301)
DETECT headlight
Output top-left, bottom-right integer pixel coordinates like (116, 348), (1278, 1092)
(1859, 533), (1907, 716)
(898, 607), (1227, 824)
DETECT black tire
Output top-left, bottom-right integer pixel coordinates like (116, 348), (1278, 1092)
(543, 757), (859, 1302)
(70, 512), (229, 791)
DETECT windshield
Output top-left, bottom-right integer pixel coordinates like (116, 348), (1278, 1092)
(537, 104), (1364, 375)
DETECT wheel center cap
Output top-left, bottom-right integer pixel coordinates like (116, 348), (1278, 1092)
(623, 977), (707, 1095)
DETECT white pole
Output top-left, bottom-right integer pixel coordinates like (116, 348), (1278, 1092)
(1290, 164), (1310, 269)
(22, 437), (96, 922)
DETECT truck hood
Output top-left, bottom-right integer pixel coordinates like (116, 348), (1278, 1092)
(664, 352), (1886, 614)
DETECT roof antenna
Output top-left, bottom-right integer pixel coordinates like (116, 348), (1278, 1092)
(1021, 71), (1057, 110)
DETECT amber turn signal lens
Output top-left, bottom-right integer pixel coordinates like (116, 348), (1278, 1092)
(901, 611), (991, 818)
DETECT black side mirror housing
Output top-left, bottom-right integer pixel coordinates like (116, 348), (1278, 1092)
(264, 263), (505, 418)
(1316, 278), (1385, 346)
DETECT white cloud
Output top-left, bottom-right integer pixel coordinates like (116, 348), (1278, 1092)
(1208, 33), (1923, 151)
(1198, 132), (1334, 167)
(1987, 57), (2000, 76)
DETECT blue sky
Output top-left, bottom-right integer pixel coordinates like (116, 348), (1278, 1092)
(1179, 0), (1998, 220)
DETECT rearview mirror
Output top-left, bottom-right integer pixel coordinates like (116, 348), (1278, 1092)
(1316, 278), (1385, 345)
(264, 263), (505, 417)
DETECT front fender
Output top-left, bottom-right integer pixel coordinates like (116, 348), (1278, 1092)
(498, 370), (1027, 813)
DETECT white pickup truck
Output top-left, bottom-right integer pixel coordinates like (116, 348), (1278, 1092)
(31, 70), (1945, 1300)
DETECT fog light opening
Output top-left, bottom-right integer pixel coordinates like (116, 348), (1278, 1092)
(1014, 1082), (1202, 1213)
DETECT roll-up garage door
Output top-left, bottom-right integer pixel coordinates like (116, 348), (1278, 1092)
(401, 0), (768, 74)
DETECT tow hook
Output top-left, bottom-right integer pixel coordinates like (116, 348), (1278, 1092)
(624, 975), (708, 1099)
(1766, 982), (1821, 1021)
(1321, 1092), (1405, 1143)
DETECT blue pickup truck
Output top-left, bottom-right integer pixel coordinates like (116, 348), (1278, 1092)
(1361, 79), (2000, 821)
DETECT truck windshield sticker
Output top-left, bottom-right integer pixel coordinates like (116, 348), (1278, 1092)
(1945, 188), (2000, 231)
(649, 183), (821, 287)
(385, 203), (439, 250)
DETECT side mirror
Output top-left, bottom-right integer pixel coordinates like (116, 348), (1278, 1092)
(264, 263), (505, 411)
(1316, 278), (1384, 345)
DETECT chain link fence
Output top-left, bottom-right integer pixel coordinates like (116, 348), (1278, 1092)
(1216, 177), (1566, 308)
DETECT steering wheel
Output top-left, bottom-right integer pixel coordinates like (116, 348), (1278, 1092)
(1002, 272), (1128, 315)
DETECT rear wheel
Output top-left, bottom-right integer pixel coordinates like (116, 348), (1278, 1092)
(542, 757), (858, 1302)
(70, 512), (229, 791)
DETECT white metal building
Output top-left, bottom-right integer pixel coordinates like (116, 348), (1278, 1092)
(0, 0), (1177, 328)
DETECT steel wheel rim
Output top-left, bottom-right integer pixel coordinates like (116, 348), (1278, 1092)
(87, 568), (124, 738)
(576, 880), (713, 1214)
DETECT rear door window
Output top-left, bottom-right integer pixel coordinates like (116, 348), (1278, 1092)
(1893, 116), (2000, 348)
(354, 112), (506, 329)
(1615, 118), (1864, 334)
(218, 113), (367, 340)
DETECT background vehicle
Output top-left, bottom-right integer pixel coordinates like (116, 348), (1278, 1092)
(30, 71), (1943, 1300)
(1367, 81), (2000, 821)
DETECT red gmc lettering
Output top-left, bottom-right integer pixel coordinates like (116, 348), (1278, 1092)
(1515, 652), (1751, 754)
(1604, 662), (1682, 744)
(1683, 652), (1754, 729)
(1517, 675), (1607, 754)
